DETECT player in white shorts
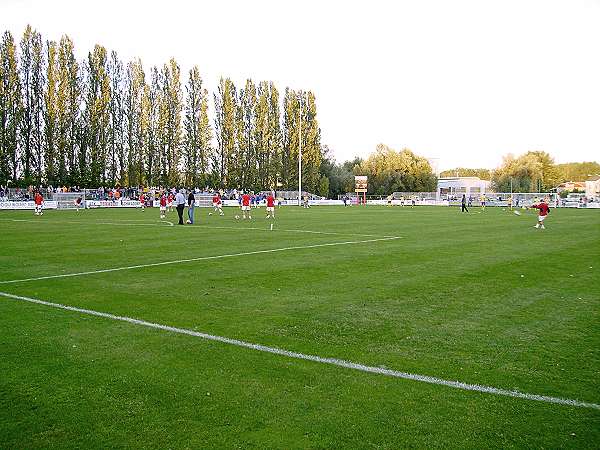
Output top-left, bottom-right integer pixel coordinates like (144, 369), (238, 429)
(265, 193), (275, 219)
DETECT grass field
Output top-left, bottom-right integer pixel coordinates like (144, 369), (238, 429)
(0, 204), (599, 449)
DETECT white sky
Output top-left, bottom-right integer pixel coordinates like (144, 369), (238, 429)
(3, 0), (599, 170)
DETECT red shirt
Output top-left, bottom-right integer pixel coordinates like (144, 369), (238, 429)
(34, 194), (43, 205)
(242, 194), (250, 206)
(532, 202), (549, 216)
(139, 194), (144, 203)
(168, 194), (173, 202)
(213, 195), (221, 204)
(160, 196), (167, 207)
(267, 195), (274, 207)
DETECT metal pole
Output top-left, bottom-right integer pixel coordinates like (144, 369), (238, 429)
(298, 91), (302, 207)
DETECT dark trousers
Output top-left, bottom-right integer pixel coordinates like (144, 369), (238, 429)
(461, 204), (468, 212)
(177, 204), (185, 224)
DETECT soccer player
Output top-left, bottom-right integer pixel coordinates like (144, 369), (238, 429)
(411, 195), (416, 207)
(212, 192), (224, 216)
(74, 195), (83, 212)
(241, 192), (251, 219)
(400, 196), (405, 206)
(480, 194), (486, 211)
(139, 192), (145, 211)
(266, 192), (275, 219)
(34, 191), (44, 215)
(159, 193), (167, 219)
(507, 195), (513, 211)
(303, 195), (310, 208)
(529, 199), (550, 229)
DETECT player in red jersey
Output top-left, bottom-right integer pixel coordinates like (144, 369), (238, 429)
(265, 193), (275, 219)
(139, 192), (145, 210)
(211, 192), (224, 216)
(167, 193), (174, 212)
(529, 199), (550, 229)
(241, 192), (251, 219)
(159, 193), (167, 219)
(34, 192), (44, 216)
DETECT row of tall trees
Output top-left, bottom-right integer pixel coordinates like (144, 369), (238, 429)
(0, 26), (323, 192)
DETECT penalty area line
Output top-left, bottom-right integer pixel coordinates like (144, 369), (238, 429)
(0, 236), (401, 285)
(0, 290), (598, 411)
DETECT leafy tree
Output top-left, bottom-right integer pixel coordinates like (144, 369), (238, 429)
(356, 144), (437, 194)
(492, 151), (560, 192)
(439, 167), (491, 179)
(555, 162), (600, 182)
(107, 50), (125, 186)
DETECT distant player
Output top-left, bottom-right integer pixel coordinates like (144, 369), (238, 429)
(303, 195), (310, 208)
(159, 193), (167, 219)
(34, 191), (44, 215)
(167, 193), (174, 212)
(211, 192), (224, 216)
(400, 196), (405, 206)
(480, 194), (486, 211)
(507, 195), (513, 211)
(529, 199), (550, 229)
(139, 192), (145, 211)
(266, 193), (275, 219)
(241, 192), (252, 219)
(74, 195), (83, 212)
(411, 196), (416, 207)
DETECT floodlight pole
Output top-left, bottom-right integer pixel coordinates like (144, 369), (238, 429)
(298, 91), (302, 207)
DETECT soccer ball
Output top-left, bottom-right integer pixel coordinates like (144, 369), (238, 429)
(186, 219), (191, 224)
(208, 212), (213, 216)
(235, 215), (240, 220)
(513, 210), (521, 216)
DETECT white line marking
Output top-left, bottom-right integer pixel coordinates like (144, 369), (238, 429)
(1, 290), (597, 411)
(0, 237), (401, 285)
(198, 224), (398, 238)
(0, 218), (396, 238)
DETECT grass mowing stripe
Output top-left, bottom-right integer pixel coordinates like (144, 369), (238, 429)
(1, 290), (598, 411)
(0, 218), (174, 227)
(0, 236), (401, 284)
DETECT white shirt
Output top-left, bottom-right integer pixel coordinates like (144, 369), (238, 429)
(175, 192), (186, 205)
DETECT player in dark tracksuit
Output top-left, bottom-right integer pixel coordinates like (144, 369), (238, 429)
(461, 194), (469, 213)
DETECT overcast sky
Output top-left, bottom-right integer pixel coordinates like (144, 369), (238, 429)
(3, 0), (599, 171)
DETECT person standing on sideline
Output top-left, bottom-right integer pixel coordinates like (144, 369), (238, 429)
(241, 192), (252, 219)
(175, 189), (186, 225)
(159, 193), (167, 219)
(266, 192), (275, 219)
(461, 194), (469, 213)
(187, 191), (195, 224)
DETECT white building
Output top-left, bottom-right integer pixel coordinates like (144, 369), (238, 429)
(585, 176), (600, 199)
(437, 177), (491, 198)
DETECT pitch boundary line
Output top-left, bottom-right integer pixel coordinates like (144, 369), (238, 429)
(0, 290), (597, 411)
(0, 218), (173, 228)
(0, 236), (401, 285)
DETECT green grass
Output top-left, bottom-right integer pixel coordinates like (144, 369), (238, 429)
(0, 205), (599, 449)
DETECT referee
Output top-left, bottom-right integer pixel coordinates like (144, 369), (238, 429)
(175, 189), (186, 225)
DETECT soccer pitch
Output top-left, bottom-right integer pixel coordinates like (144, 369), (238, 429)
(1, 205), (599, 448)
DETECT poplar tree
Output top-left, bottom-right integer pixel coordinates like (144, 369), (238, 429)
(125, 59), (146, 186)
(0, 31), (22, 183)
(159, 58), (182, 186)
(145, 66), (161, 186)
(19, 25), (43, 182)
(84, 44), (110, 186)
(183, 66), (211, 187)
(44, 40), (58, 185)
(213, 77), (236, 187)
(107, 50), (125, 185)
(236, 79), (257, 189)
(55, 35), (80, 184)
